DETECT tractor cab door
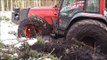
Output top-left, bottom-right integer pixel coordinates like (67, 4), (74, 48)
(58, 0), (102, 30)
(58, 0), (85, 30)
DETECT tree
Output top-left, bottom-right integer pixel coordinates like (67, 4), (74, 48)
(6, 0), (9, 11)
(0, 0), (59, 11)
(11, 0), (13, 11)
(1, 0), (4, 11)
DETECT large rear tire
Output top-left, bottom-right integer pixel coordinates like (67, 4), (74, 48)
(66, 19), (107, 60)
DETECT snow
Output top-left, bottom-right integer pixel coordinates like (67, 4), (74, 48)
(0, 20), (38, 46)
(2, 40), (18, 45)
(0, 11), (12, 19)
(14, 38), (38, 48)
(0, 11), (38, 46)
(0, 11), (19, 45)
(43, 58), (51, 60)
(13, 53), (18, 57)
(0, 21), (18, 45)
(27, 38), (38, 46)
(0, 23), (37, 46)
(38, 58), (51, 60)
(14, 42), (24, 48)
(0, 12), (34, 46)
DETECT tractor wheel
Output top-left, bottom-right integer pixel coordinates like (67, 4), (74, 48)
(66, 20), (107, 60)
(18, 16), (51, 38)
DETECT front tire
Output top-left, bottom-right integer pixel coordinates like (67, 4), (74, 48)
(18, 16), (51, 38)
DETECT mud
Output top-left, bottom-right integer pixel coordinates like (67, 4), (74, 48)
(31, 37), (107, 60)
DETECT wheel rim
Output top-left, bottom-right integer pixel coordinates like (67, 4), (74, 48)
(23, 24), (42, 38)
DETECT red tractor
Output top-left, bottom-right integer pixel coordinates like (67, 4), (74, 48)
(12, 0), (107, 54)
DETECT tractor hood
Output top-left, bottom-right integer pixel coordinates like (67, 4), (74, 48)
(28, 6), (58, 24)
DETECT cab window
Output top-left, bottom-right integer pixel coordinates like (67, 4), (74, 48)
(85, 0), (99, 12)
(61, 0), (84, 12)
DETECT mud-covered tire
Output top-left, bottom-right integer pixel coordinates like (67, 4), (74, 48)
(65, 19), (107, 59)
(18, 16), (52, 38)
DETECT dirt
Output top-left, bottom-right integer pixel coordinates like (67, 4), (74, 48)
(31, 37), (107, 60)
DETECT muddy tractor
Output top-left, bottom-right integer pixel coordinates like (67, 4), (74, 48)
(12, 0), (107, 51)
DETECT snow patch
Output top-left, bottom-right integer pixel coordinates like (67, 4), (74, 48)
(14, 42), (24, 48)
(27, 38), (38, 46)
(0, 20), (18, 45)
(0, 11), (39, 46)
(0, 11), (12, 19)
(43, 58), (51, 60)
(13, 53), (18, 57)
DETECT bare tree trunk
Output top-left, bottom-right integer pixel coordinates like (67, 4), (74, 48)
(38, 0), (41, 6)
(35, 0), (38, 6)
(27, 0), (29, 8)
(0, 0), (1, 11)
(24, 0), (26, 8)
(15, 0), (18, 7)
(0, 0), (60, 11)
(1, 0), (4, 11)
(22, 0), (24, 8)
(55, 0), (57, 5)
(11, 0), (13, 11)
(34, 0), (36, 7)
(7, 0), (9, 11)
(42, 0), (45, 6)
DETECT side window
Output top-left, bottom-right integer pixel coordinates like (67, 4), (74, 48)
(61, 0), (84, 12)
(62, 0), (73, 8)
(86, 0), (99, 12)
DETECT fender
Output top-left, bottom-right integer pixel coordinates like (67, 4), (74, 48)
(27, 6), (58, 25)
(56, 12), (107, 35)
(66, 12), (107, 30)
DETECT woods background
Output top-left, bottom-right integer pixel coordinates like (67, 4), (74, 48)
(0, 0), (59, 11)
(0, 0), (107, 11)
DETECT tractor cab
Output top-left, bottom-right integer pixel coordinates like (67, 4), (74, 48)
(56, 0), (105, 31)
(59, 0), (104, 15)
